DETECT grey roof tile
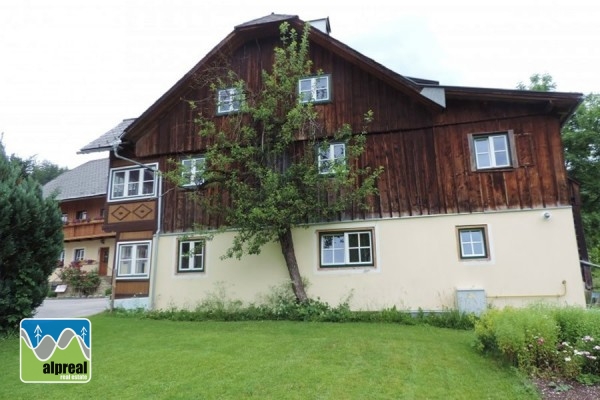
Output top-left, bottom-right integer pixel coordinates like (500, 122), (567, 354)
(78, 118), (135, 154)
(43, 158), (109, 200)
(235, 13), (297, 29)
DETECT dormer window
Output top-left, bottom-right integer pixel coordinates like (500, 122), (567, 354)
(181, 157), (205, 187)
(217, 88), (242, 114)
(299, 75), (331, 103)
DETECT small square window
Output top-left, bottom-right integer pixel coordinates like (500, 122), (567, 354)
(217, 88), (243, 114)
(181, 157), (205, 187)
(457, 226), (489, 259)
(318, 143), (345, 174)
(299, 75), (331, 103)
(468, 131), (516, 170)
(320, 230), (374, 268)
(76, 210), (87, 221)
(74, 248), (85, 261)
(178, 240), (205, 272)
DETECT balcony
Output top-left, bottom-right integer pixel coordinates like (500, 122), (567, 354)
(63, 218), (114, 241)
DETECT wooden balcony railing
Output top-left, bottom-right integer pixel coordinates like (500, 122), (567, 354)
(63, 219), (115, 241)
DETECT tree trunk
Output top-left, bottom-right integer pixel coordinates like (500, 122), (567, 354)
(278, 227), (308, 302)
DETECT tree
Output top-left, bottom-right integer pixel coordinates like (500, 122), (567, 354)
(9, 155), (68, 185)
(0, 142), (63, 333)
(176, 22), (381, 302)
(516, 73), (557, 91)
(517, 74), (600, 263)
(562, 93), (600, 255)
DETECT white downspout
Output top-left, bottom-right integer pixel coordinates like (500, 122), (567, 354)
(112, 143), (162, 310)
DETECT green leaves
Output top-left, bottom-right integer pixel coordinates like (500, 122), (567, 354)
(562, 93), (600, 253)
(0, 142), (63, 333)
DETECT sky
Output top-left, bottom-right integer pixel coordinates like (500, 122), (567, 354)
(1, 0), (599, 169)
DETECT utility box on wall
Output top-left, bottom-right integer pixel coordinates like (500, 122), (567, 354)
(456, 289), (486, 316)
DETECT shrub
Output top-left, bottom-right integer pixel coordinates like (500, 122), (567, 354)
(474, 305), (600, 382)
(113, 282), (477, 329)
(0, 144), (63, 334)
(58, 262), (101, 296)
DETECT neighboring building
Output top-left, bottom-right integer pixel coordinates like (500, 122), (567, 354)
(43, 158), (115, 294)
(81, 14), (589, 312)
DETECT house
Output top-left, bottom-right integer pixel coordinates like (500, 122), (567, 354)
(43, 158), (115, 296)
(80, 14), (590, 313)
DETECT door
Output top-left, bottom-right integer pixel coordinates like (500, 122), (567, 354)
(99, 247), (109, 276)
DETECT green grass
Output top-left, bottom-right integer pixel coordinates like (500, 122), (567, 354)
(0, 314), (539, 399)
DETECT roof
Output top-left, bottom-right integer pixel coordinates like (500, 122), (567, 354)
(234, 13), (297, 29)
(43, 158), (109, 201)
(437, 84), (583, 125)
(78, 118), (135, 154)
(122, 13), (443, 143)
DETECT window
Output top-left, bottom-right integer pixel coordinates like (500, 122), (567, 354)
(74, 248), (85, 261)
(109, 164), (157, 201)
(116, 241), (151, 278)
(318, 143), (346, 174)
(320, 230), (374, 268)
(75, 210), (87, 221)
(217, 87), (242, 114)
(178, 240), (205, 272)
(468, 131), (516, 170)
(458, 226), (489, 259)
(299, 75), (331, 103)
(58, 250), (65, 267)
(61, 213), (68, 224)
(181, 157), (205, 187)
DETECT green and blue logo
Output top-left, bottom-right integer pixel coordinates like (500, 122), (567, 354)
(20, 318), (91, 383)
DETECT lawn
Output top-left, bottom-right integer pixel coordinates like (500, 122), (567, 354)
(1, 314), (539, 399)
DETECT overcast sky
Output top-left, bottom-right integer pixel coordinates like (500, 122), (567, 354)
(1, 0), (599, 168)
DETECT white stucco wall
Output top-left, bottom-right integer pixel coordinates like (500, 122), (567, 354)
(49, 238), (116, 282)
(150, 207), (586, 312)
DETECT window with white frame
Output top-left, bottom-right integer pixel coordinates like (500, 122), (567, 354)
(318, 143), (346, 174)
(217, 87), (242, 114)
(109, 164), (157, 201)
(469, 131), (516, 170)
(181, 157), (205, 187)
(116, 241), (151, 278)
(178, 239), (205, 272)
(458, 226), (489, 259)
(299, 75), (331, 103)
(320, 230), (374, 268)
(58, 250), (65, 267)
(61, 213), (68, 224)
(74, 248), (85, 261)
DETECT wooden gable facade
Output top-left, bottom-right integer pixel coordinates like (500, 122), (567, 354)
(102, 14), (590, 305)
(115, 15), (582, 229)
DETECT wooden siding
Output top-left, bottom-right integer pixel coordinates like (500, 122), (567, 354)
(105, 200), (156, 229)
(156, 111), (570, 233)
(63, 220), (113, 241)
(116, 33), (574, 234)
(114, 280), (149, 298)
(60, 197), (114, 241)
(133, 37), (435, 159)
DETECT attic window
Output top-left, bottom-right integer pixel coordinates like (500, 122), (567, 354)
(217, 88), (242, 114)
(468, 130), (517, 171)
(181, 157), (205, 187)
(299, 75), (331, 103)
